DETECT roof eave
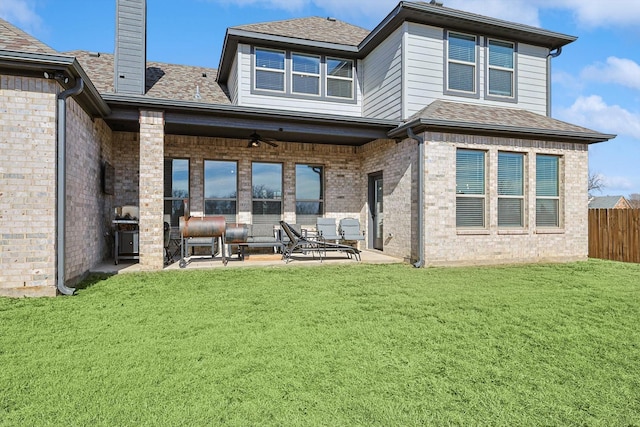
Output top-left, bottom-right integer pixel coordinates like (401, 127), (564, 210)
(102, 93), (397, 145)
(0, 49), (111, 116)
(360, 1), (577, 55)
(217, 28), (360, 83)
(390, 118), (616, 144)
(102, 92), (397, 125)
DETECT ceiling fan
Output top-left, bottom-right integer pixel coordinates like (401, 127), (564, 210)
(247, 131), (278, 148)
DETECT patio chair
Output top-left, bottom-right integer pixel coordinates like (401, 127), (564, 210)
(280, 221), (321, 262)
(280, 221), (360, 263)
(339, 218), (365, 241)
(316, 217), (341, 242)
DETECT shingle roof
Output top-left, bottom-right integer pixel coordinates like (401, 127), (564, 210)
(231, 16), (370, 46)
(588, 196), (630, 209)
(409, 100), (605, 135)
(0, 18), (57, 54)
(67, 51), (231, 104)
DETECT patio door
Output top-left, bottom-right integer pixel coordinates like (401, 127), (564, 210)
(369, 173), (383, 251)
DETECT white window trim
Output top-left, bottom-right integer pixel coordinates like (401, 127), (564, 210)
(487, 38), (516, 100)
(535, 155), (562, 229)
(326, 57), (355, 100)
(254, 47), (286, 93)
(446, 31), (478, 96)
(456, 149), (487, 229)
(497, 151), (526, 228)
(291, 52), (321, 97)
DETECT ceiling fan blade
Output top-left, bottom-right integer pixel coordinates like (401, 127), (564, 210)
(262, 139), (278, 147)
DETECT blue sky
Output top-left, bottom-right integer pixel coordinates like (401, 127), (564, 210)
(2, 0), (639, 197)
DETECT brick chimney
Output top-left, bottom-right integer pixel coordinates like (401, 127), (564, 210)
(114, 0), (146, 95)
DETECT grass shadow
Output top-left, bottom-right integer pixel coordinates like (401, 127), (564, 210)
(73, 273), (116, 291)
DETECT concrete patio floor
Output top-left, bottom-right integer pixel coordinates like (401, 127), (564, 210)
(91, 249), (403, 275)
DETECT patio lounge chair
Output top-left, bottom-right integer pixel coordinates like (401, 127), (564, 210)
(280, 221), (360, 263)
(339, 218), (365, 241)
(316, 217), (341, 242)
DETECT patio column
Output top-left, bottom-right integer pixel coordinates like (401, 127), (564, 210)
(138, 109), (165, 270)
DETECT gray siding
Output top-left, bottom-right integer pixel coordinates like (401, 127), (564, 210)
(403, 22), (549, 118)
(516, 43), (548, 115)
(404, 23), (442, 119)
(362, 25), (404, 120)
(114, 0), (146, 95)
(236, 44), (363, 116)
(228, 53), (239, 104)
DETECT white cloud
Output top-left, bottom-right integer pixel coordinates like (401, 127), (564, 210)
(0, 0), (42, 31)
(554, 0), (640, 28)
(581, 57), (640, 91)
(601, 175), (635, 192)
(445, 0), (541, 27)
(557, 95), (640, 139)
(552, 70), (585, 92)
(214, 0), (306, 12)
(209, 0), (640, 29)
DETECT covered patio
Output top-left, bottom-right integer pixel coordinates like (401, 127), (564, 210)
(92, 248), (403, 275)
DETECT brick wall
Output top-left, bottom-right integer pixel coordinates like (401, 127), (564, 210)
(113, 132), (139, 207)
(113, 134), (371, 256)
(65, 98), (113, 283)
(164, 135), (365, 226)
(138, 110), (165, 270)
(358, 138), (418, 261)
(111, 129), (590, 268)
(0, 76), (58, 296)
(418, 131), (589, 266)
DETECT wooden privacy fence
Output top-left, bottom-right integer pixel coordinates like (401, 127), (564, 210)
(588, 208), (640, 263)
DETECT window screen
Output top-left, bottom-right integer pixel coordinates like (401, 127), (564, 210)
(292, 53), (320, 95)
(448, 33), (476, 93)
(498, 152), (524, 227)
(536, 155), (560, 227)
(456, 149), (485, 227)
(488, 40), (514, 97)
(255, 48), (285, 92)
(327, 58), (353, 99)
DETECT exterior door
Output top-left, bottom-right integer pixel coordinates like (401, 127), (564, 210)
(369, 173), (383, 251)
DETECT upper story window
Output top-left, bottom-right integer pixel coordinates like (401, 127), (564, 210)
(252, 47), (356, 102)
(164, 158), (189, 227)
(456, 149), (486, 228)
(292, 53), (320, 96)
(488, 39), (515, 98)
(255, 48), (285, 92)
(447, 32), (477, 94)
(327, 58), (354, 99)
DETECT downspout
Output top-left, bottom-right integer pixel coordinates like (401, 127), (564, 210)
(56, 77), (85, 295)
(407, 127), (425, 268)
(546, 47), (562, 117)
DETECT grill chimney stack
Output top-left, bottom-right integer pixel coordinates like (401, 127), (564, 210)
(114, 0), (147, 95)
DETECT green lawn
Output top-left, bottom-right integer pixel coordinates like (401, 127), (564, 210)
(1, 260), (639, 426)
